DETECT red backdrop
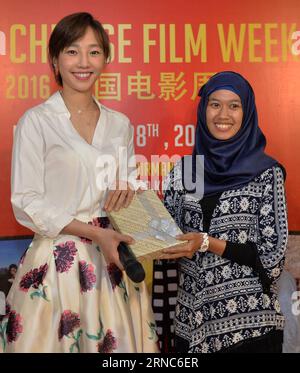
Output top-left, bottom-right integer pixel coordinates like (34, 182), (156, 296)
(0, 0), (299, 236)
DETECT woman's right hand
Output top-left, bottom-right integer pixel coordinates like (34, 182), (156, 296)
(93, 228), (135, 270)
(159, 233), (204, 260)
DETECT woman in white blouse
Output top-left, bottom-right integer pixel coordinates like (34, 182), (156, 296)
(1, 12), (158, 353)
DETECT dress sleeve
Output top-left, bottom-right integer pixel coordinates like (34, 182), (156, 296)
(163, 162), (186, 231)
(163, 170), (176, 218)
(255, 166), (288, 285)
(223, 241), (257, 268)
(163, 164), (182, 219)
(224, 167), (289, 290)
(11, 111), (74, 238)
(222, 241), (273, 293)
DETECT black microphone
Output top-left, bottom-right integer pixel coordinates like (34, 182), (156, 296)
(117, 242), (145, 283)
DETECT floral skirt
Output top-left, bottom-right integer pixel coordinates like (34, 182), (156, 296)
(0, 218), (158, 353)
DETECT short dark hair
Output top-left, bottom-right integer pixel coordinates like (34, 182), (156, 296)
(48, 12), (110, 86)
(8, 264), (17, 271)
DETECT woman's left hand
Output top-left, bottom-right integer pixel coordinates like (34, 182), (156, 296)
(104, 180), (136, 212)
(159, 233), (204, 259)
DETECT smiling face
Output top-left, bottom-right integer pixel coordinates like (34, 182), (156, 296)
(206, 89), (243, 140)
(54, 27), (106, 93)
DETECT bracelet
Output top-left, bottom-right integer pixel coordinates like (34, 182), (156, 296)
(199, 232), (209, 252)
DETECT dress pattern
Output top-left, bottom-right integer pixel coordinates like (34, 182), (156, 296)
(1, 224), (158, 353)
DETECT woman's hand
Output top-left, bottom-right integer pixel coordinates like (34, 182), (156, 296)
(94, 228), (135, 270)
(61, 219), (135, 270)
(104, 180), (136, 212)
(160, 233), (204, 259)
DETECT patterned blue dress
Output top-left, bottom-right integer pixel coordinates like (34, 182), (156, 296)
(157, 163), (288, 353)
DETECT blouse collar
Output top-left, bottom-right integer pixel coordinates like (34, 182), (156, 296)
(43, 91), (102, 117)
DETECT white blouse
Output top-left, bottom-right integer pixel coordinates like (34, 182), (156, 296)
(11, 91), (136, 238)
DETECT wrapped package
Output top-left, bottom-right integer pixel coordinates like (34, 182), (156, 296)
(108, 189), (185, 261)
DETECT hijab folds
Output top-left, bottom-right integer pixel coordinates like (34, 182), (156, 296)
(185, 71), (281, 197)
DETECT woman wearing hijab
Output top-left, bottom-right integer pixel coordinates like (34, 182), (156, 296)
(153, 71), (288, 353)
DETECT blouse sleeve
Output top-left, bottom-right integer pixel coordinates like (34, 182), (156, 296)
(222, 241), (273, 293)
(255, 166), (288, 285)
(163, 170), (176, 219)
(163, 162), (185, 228)
(11, 111), (74, 238)
(126, 123), (138, 188)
